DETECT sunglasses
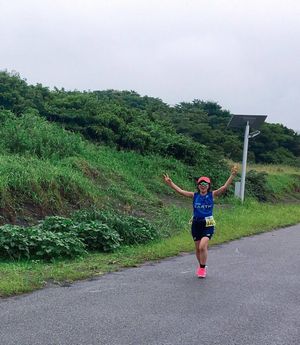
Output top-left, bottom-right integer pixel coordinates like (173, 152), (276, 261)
(199, 181), (209, 187)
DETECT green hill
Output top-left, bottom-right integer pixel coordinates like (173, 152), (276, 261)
(0, 108), (227, 226)
(1, 70), (299, 166)
(0, 70), (299, 259)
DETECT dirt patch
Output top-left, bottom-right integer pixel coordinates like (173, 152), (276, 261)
(0, 200), (92, 227)
(0, 203), (56, 226)
(73, 160), (107, 182)
(159, 194), (192, 209)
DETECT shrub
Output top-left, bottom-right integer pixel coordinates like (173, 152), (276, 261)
(39, 215), (121, 252)
(32, 229), (87, 260)
(0, 224), (86, 260)
(39, 216), (75, 232)
(0, 210), (160, 261)
(0, 225), (33, 259)
(245, 170), (269, 201)
(73, 221), (121, 252)
(111, 215), (159, 245)
(72, 208), (159, 245)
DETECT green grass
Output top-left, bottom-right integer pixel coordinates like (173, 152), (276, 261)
(228, 161), (300, 200)
(248, 163), (300, 175)
(266, 174), (300, 197)
(212, 200), (300, 243)
(0, 155), (102, 215)
(0, 110), (212, 220)
(1, 201), (299, 297)
(0, 142), (214, 226)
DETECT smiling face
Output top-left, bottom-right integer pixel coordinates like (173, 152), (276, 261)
(198, 181), (210, 194)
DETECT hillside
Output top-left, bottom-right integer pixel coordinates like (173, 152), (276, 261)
(1, 71), (299, 167)
(0, 70), (299, 228)
(0, 109), (225, 225)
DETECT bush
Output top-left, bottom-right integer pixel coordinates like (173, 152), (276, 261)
(39, 216), (76, 232)
(245, 170), (269, 201)
(32, 229), (87, 260)
(111, 215), (159, 245)
(0, 210), (159, 261)
(0, 224), (86, 260)
(39, 215), (121, 252)
(0, 225), (33, 259)
(72, 209), (160, 245)
(73, 221), (121, 252)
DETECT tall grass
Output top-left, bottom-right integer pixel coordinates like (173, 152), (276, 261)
(0, 155), (102, 219)
(0, 110), (231, 221)
(0, 111), (230, 220)
(248, 163), (300, 175)
(0, 110), (85, 160)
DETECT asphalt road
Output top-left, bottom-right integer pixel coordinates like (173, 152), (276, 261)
(1, 224), (300, 345)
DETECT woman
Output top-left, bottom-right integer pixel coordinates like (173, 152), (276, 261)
(163, 165), (238, 278)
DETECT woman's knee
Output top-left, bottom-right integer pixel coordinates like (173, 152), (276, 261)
(199, 239), (209, 252)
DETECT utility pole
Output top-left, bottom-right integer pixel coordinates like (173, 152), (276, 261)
(240, 121), (249, 202)
(227, 114), (267, 202)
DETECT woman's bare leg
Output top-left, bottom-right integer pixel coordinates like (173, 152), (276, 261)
(194, 240), (201, 266)
(199, 237), (210, 266)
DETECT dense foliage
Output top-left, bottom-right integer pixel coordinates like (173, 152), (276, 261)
(0, 224), (86, 260)
(1, 70), (299, 166)
(0, 71), (207, 166)
(168, 100), (300, 166)
(0, 212), (160, 260)
(72, 209), (159, 245)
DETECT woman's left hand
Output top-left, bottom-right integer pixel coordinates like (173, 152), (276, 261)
(231, 164), (239, 176)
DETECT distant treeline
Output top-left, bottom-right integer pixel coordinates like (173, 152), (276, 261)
(1, 70), (299, 166)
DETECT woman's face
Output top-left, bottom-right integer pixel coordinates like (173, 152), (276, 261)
(198, 181), (209, 193)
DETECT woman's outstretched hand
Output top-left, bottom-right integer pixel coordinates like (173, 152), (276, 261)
(163, 173), (172, 186)
(231, 164), (239, 176)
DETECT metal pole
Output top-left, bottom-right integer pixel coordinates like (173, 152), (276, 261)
(240, 121), (249, 202)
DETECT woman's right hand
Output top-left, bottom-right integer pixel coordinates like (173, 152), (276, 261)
(163, 173), (172, 186)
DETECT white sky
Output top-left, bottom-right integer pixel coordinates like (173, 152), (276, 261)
(1, 0), (300, 131)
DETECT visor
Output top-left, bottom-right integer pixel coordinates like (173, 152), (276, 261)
(197, 176), (211, 184)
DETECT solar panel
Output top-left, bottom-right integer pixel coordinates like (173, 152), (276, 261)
(227, 114), (267, 129)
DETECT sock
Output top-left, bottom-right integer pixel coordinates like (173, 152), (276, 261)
(200, 264), (206, 268)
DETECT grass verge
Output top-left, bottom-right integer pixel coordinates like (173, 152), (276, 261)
(1, 200), (300, 298)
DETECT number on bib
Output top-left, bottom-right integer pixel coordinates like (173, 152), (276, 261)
(205, 216), (216, 227)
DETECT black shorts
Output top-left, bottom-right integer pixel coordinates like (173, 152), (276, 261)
(191, 218), (214, 241)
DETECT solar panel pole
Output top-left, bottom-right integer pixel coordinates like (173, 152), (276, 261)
(240, 121), (250, 202)
(227, 114), (267, 202)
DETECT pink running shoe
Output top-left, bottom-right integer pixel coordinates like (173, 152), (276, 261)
(196, 267), (207, 278)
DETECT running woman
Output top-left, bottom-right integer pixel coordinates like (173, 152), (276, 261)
(163, 165), (238, 278)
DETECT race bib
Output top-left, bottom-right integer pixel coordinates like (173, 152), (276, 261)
(205, 216), (216, 227)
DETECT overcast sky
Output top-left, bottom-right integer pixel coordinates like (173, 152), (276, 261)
(1, 0), (299, 131)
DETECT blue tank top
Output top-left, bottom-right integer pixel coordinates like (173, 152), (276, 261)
(193, 191), (214, 218)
